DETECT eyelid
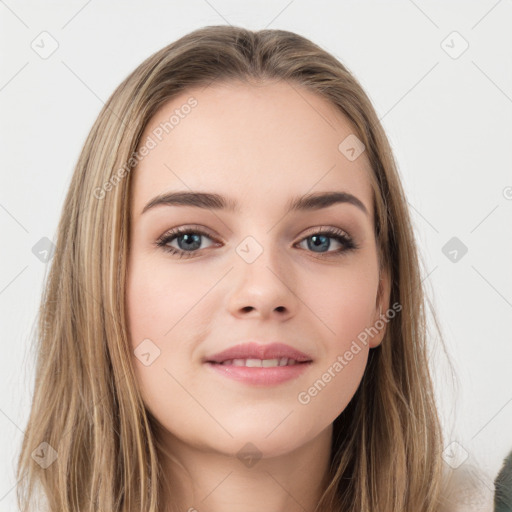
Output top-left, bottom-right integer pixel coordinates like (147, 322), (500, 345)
(157, 224), (217, 239)
(157, 224), (352, 241)
(299, 225), (351, 239)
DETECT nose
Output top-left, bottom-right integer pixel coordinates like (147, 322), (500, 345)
(225, 241), (299, 321)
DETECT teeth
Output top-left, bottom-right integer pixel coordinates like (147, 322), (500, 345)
(219, 358), (298, 367)
(246, 358), (263, 367)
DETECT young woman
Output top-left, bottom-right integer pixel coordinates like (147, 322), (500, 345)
(16, 25), (475, 511)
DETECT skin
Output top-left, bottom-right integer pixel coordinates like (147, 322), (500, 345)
(126, 79), (390, 512)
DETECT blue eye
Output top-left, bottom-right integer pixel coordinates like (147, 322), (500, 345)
(155, 226), (217, 258)
(155, 226), (357, 259)
(296, 229), (356, 254)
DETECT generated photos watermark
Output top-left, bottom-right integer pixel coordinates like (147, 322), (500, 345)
(93, 96), (198, 200)
(297, 301), (402, 405)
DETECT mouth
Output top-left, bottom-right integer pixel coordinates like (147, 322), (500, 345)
(206, 357), (311, 367)
(202, 341), (313, 385)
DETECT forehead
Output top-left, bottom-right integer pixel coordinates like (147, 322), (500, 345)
(131, 80), (374, 217)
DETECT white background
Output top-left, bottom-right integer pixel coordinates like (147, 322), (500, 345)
(1, 1), (511, 509)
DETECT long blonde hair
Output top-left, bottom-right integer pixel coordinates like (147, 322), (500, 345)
(16, 25), (453, 511)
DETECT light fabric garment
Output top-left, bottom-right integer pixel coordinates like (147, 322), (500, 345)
(439, 463), (496, 512)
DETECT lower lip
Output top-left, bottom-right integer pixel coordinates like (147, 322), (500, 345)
(204, 361), (312, 386)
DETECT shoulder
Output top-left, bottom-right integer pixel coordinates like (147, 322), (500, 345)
(438, 463), (495, 512)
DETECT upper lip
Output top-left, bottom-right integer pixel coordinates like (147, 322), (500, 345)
(204, 342), (313, 364)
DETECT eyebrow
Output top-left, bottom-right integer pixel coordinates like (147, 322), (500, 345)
(141, 190), (369, 216)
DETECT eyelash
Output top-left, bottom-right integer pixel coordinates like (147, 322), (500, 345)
(154, 225), (358, 259)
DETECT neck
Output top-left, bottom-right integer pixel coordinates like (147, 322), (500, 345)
(156, 423), (333, 512)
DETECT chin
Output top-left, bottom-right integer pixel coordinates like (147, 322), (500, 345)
(216, 435), (304, 462)
(215, 421), (318, 457)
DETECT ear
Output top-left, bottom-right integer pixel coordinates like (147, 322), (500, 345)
(368, 267), (391, 349)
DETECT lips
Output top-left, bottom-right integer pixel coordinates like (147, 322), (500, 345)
(204, 342), (313, 365)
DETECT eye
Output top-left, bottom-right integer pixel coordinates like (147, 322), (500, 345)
(155, 226), (219, 259)
(295, 227), (357, 257)
(155, 225), (358, 259)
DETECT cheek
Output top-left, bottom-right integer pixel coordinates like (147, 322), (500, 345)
(125, 257), (215, 415)
(295, 296), (373, 425)
(294, 263), (377, 413)
(304, 259), (378, 347)
(126, 257), (208, 347)
(296, 346), (369, 432)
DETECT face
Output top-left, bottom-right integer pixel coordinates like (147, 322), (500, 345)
(126, 80), (390, 459)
